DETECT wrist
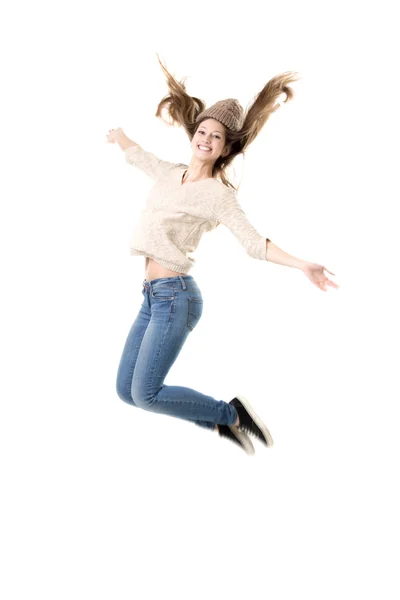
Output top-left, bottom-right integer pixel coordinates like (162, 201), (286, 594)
(118, 133), (136, 151)
(296, 258), (308, 270)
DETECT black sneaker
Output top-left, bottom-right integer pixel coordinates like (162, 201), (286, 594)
(217, 424), (255, 455)
(229, 394), (274, 447)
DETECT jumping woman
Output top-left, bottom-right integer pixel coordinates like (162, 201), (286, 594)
(106, 55), (339, 455)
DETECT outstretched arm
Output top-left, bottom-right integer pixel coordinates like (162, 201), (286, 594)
(266, 240), (339, 292)
(117, 132), (139, 151)
(106, 127), (178, 180)
(266, 239), (305, 269)
(106, 128), (138, 150)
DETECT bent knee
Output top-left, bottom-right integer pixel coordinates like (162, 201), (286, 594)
(116, 383), (136, 406)
(131, 389), (156, 410)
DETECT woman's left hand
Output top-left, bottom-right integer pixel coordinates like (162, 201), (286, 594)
(301, 262), (340, 291)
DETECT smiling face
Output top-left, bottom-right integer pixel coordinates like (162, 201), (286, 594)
(191, 118), (230, 164)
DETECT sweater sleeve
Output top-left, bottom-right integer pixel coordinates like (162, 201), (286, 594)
(213, 189), (269, 260)
(124, 144), (179, 181)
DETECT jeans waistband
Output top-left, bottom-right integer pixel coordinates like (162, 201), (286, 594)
(142, 275), (194, 292)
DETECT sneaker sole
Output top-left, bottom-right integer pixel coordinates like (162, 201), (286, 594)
(235, 393), (274, 447)
(229, 425), (255, 455)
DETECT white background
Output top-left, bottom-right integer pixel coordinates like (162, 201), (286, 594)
(1, 1), (399, 598)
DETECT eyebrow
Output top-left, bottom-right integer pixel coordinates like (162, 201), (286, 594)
(198, 127), (223, 134)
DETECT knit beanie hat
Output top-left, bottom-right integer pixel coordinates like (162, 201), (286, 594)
(195, 98), (245, 132)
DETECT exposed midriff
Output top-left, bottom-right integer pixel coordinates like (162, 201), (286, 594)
(144, 256), (186, 282)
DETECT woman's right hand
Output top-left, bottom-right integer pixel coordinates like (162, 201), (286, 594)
(106, 127), (125, 144)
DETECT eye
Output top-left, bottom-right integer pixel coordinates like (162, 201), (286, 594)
(199, 130), (220, 139)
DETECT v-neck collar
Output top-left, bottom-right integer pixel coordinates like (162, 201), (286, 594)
(179, 167), (215, 186)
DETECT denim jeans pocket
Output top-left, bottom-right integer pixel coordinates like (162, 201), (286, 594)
(151, 284), (175, 300)
(187, 297), (203, 331)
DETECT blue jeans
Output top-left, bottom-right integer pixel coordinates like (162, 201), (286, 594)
(116, 275), (238, 431)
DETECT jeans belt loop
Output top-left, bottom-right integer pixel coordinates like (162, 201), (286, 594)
(179, 275), (186, 290)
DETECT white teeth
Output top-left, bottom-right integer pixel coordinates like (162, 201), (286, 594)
(198, 145), (211, 151)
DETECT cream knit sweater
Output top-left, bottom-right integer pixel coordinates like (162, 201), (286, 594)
(125, 144), (269, 274)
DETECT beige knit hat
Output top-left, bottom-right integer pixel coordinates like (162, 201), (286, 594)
(195, 98), (245, 132)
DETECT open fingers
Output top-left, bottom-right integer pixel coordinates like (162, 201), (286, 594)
(326, 277), (340, 289)
(314, 276), (339, 291)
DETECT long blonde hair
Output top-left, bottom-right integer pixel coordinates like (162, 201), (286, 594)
(154, 53), (300, 193)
